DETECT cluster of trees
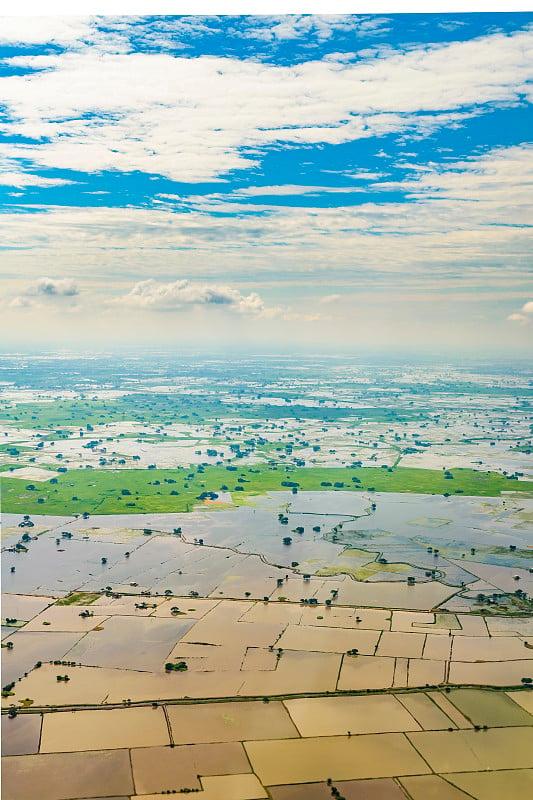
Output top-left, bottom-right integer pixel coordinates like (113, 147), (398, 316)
(165, 661), (188, 672)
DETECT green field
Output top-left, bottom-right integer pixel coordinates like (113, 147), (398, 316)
(0, 394), (425, 429)
(2, 464), (532, 515)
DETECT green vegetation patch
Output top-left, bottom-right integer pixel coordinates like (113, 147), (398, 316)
(0, 393), (430, 432)
(55, 592), (100, 606)
(448, 689), (533, 727)
(2, 464), (532, 515)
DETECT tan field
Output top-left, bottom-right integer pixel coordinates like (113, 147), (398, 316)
(337, 654), (395, 690)
(406, 727), (533, 773)
(40, 706), (170, 752)
(269, 777), (408, 800)
(377, 630), (425, 658)
(135, 772), (267, 800)
(393, 657), (408, 686)
(241, 646), (278, 670)
(407, 658), (446, 686)
(284, 694), (421, 737)
(397, 692), (458, 730)
(166, 700), (299, 744)
(423, 633), (452, 660)
(150, 597), (229, 619)
(399, 774), (474, 799)
(238, 649), (341, 695)
(444, 769), (533, 800)
(426, 692), (473, 728)
(244, 732), (431, 785)
(449, 659), (533, 686)
(452, 635), (530, 661)
(21, 605), (111, 632)
(275, 623), (380, 654)
(508, 690), (533, 714)
(130, 742), (250, 794)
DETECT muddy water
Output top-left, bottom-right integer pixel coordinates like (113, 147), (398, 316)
(2, 532), (130, 596)
(2, 749), (134, 800)
(1, 712), (42, 755)
(1, 629), (84, 685)
(1, 593), (55, 621)
(64, 614), (194, 672)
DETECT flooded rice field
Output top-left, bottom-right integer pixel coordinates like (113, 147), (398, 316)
(4, 490), (532, 608)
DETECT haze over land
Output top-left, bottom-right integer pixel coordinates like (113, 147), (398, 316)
(0, 12), (532, 354)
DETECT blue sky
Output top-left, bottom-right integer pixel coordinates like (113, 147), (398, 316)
(0, 12), (532, 354)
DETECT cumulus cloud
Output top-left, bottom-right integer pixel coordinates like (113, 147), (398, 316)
(320, 294), (342, 304)
(111, 279), (268, 315)
(240, 15), (368, 42)
(24, 277), (79, 296)
(9, 295), (33, 309)
(507, 301), (533, 323)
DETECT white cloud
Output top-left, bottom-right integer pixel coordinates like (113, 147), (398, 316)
(0, 27), (531, 181)
(507, 300), (533, 323)
(321, 294), (342, 303)
(0, 170), (72, 188)
(9, 295), (33, 309)
(232, 185), (365, 197)
(111, 278), (268, 315)
(240, 15), (365, 42)
(0, 16), (130, 53)
(23, 277), (79, 296)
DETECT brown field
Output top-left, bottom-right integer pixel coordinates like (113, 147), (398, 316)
(130, 741), (250, 794)
(2, 749), (134, 800)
